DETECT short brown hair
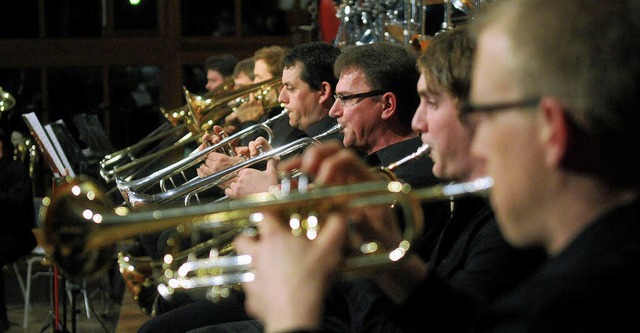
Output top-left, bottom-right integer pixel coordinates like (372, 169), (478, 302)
(253, 45), (290, 77)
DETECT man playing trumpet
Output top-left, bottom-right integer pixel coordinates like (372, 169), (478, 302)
(226, 26), (544, 333)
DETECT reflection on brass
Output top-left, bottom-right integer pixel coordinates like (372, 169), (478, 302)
(0, 86), (16, 113)
(99, 77), (282, 183)
(43, 174), (492, 309)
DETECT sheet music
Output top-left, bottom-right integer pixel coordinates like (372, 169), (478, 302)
(22, 112), (69, 178)
(45, 124), (76, 178)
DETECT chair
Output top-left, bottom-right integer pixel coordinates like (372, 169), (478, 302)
(10, 262), (26, 301)
(17, 198), (91, 327)
(20, 244), (48, 327)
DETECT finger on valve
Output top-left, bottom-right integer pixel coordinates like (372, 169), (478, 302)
(235, 212), (348, 330)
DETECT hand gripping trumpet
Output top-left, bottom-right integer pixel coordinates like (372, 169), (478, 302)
(162, 176), (494, 300)
(117, 140), (427, 313)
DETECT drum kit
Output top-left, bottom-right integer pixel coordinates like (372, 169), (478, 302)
(332, 0), (494, 50)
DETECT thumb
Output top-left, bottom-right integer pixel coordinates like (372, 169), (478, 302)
(265, 159), (278, 173)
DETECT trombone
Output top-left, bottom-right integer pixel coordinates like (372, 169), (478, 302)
(119, 123), (343, 208)
(100, 79), (233, 182)
(160, 77), (235, 128)
(99, 78), (282, 183)
(115, 109), (289, 207)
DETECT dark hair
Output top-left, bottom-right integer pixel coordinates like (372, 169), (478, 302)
(334, 43), (420, 128)
(283, 41), (341, 91)
(205, 54), (238, 77)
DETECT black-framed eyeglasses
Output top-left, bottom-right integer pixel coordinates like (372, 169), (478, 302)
(459, 97), (540, 119)
(334, 89), (384, 106)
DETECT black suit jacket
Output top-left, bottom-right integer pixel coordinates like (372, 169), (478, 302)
(476, 199), (640, 333)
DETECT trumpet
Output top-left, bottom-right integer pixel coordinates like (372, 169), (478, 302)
(386, 144), (430, 171)
(117, 227), (240, 316)
(101, 79), (236, 181)
(118, 141), (431, 312)
(42, 173), (493, 293)
(120, 123), (343, 208)
(162, 177), (493, 299)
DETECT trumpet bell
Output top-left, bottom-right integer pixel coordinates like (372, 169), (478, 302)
(43, 169), (493, 305)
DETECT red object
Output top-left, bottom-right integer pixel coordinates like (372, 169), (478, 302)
(319, 0), (340, 43)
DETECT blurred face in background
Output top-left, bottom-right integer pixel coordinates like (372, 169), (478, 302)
(234, 72), (253, 89)
(252, 59), (280, 107)
(253, 59), (273, 83)
(206, 69), (225, 91)
(470, 25), (547, 247)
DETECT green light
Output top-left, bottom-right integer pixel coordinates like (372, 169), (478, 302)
(130, 0), (141, 5)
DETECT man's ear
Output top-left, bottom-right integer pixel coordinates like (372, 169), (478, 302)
(318, 81), (333, 105)
(380, 92), (397, 120)
(539, 97), (569, 169)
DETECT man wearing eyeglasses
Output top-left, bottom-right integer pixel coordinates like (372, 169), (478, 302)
(178, 43), (451, 333)
(225, 42), (443, 197)
(464, 0), (640, 331)
(328, 42), (440, 188)
(228, 27), (544, 333)
(285, 41), (455, 332)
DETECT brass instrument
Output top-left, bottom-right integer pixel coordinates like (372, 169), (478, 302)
(386, 144), (430, 171)
(117, 229), (238, 316)
(184, 77), (282, 133)
(451, 0), (484, 15)
(161, 176), (493, 298)
(118, 140), (428, 312)
(97, 80), (239, 183)
(160, 77), (235, 127)
(114, 109), (289, 207)
(376, 143), (430, 181)
(42, 174), (493, 301)
(119, 123), (343, 208)
(0, 86), (16, 113)
(103, 80), (238, 181)
(99, 78), (282, 183)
